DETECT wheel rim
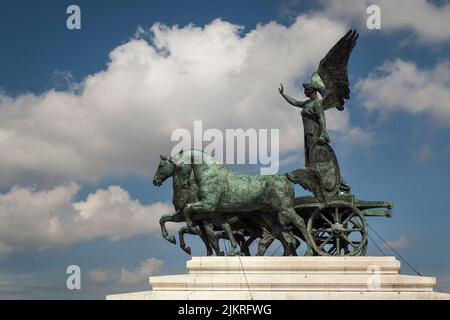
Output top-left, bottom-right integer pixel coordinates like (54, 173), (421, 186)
(307, 201), (368, 256)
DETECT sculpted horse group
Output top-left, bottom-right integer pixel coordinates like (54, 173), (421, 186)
(153, 149), (316, 256)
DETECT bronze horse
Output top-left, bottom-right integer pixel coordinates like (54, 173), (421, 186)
(153, 150), (311, 256)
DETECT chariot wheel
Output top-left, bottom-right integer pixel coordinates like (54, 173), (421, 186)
(306, 201), (368, 256)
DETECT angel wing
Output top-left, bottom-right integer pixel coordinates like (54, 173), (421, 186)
(318, 30), (358, 111)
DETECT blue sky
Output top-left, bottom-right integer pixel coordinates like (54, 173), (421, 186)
(0, 0), (450, 299)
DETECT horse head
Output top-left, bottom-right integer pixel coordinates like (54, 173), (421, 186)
(153, 154), (175, 187)
(153, 153), (194, 188)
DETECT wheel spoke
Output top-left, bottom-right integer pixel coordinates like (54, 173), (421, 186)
(334, 207), (340, 223)
(342, 212), (355, 225)
(342, 235), (356, 248)
(343, 244), (350, 254)
(316, 234), (332, 241)
(319, 213), (333, 226)
(328, 246), (337, 255)
(315, 228), (332, 233)
(350, 218), (363, 230)
(336, 237), (341, 255)
(319, 235), (334, 249)
(314, 230), (332, 241)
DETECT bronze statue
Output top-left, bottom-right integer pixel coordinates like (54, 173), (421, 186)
(278, 30), (359, 194)
(153, 30), (394, 256)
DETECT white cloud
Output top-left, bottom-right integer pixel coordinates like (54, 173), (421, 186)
(316, 0), (450, 43)
(86, 269), (112, 285)
(118, 258), (164, 285)
(339, 127), (374, 146)
(385, 235), (409, 249)
(0, 17), (361, 188)
(356, 59), (450, 125)
(0, 183), (172, 253)
(87, 257), (164, 286)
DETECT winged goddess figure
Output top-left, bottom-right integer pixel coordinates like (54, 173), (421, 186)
(279, 30), (358, 193)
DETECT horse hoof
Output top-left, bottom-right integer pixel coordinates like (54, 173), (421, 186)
(167, 235), (176, 244)
(183, 247), (192, 255)
(228, 250), (237, 256)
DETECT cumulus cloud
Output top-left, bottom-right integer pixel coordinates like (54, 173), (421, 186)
(315, 0), (450, 43)
(339, 127), (374, 146)
(0, 184), (172, 253)
(385, 235), (409, 249)
(0, 17), (362, 188)
(118, 258), (164, 285)
(356, 59), (450, 125)
(86, 270), (112, 285)
(87, 257), (164, 286)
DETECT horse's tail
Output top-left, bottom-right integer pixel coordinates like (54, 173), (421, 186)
(285, 168), (327, 202)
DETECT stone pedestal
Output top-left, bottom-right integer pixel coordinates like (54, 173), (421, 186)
(107, 256), (450, 300)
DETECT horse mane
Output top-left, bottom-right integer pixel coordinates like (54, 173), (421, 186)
(171, 149), (223, 166)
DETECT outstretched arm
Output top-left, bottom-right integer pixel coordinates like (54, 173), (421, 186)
(278, 84), (306, 108)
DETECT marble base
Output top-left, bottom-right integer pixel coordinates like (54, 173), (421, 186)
(107, 256), (450, 300)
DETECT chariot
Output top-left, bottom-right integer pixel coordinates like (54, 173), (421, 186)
(294, 194), (392, 256)
(292, 141), (393, 256)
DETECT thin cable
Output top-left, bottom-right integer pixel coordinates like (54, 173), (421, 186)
(222, 237), (253, 299)
(368, 225), (422, 276)
(237, 254), (253, 300)
(368, 232), (386, 256)
(271, 242), (282, 256)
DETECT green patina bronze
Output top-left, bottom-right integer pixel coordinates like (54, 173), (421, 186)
(152, 30), (393, 256)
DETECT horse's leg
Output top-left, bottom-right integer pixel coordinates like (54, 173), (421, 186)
(245, 235), (256, 255)
(219, 221), (239, 256)
(184, 205), (196, 231)
(293, 232), (301, 256)
(276, 230), (294, 256)
(178, 226), (193, 255)
(239, 234), (251, 256)
(257, 221), (293, 256)
(177, 224), (212, 256)
(234, 232), (249, 256)
(201, 222), (223, 256)
(195, 224), (214, 256)
(256, 228), (275, 256)
(184, 193), (220, 229)
(184, 197), (225, 255)
(159, 211), (184, 244)
(291, 234), (300, 256)
(279, 207), (312, 256)
(290, 243), (298, 256)
(282, 231), (299, 256)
